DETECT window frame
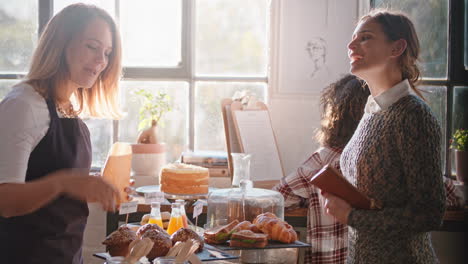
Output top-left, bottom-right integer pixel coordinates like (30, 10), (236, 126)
(370, 0), (468, 177)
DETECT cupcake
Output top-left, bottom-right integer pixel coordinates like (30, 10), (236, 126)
(171, 228), (204, 253)
(102, 225), (137, 257)
(136, 223), (166, 238)
(142, 229), (173, 261)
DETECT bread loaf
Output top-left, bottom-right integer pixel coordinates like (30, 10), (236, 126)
(253, 212), (297, 243)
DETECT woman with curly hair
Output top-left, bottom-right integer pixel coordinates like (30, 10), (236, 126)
(274, 74), (369, 264)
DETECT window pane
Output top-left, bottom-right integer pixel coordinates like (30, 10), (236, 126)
(452, 86), (468, 131)
(374, 0), (448, 78)
(420, 86), (447, 173)
(84, 119), (113, 168)
(119, 81), (189, 162)
(54, 0), (115, 16)
(0, 80), (18, 100)
(195, 0), (269, 76)
(120, 0), (182, 67)
(451, 86), (468, 175)
(0, 0), (37, 73)
(194, 82), (267, 151)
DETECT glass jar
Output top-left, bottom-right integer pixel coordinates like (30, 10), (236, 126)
(206, 153), (284, 225)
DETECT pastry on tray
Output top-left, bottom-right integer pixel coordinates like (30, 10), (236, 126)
(171, 228), (204, 253)
(229, 230), (268, 248)
(253, 212), (297, 243)
(203, 219), (239, 244)
(142, 229), (172, 261)
(136, 223), (167, 238)
(102, 225), (137, 257)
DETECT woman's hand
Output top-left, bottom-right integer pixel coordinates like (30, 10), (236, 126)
(124, 178), (135, 201)
(322, 191), (352, 224)
(49, 169), (119, 211)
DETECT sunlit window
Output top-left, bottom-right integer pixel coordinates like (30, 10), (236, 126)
(51, 0), (270, 167)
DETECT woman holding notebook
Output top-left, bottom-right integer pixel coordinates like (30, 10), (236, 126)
(323, 9), (445, 263)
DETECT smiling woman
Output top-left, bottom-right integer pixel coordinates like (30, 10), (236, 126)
(323, 9), (446, 264)
(0, 3), (130, 264)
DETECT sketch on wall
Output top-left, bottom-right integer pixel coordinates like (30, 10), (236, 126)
(273, 0), (358, 95)
(306, 37), (328, 79)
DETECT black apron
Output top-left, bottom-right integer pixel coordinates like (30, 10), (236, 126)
(0, 95), (91, 264)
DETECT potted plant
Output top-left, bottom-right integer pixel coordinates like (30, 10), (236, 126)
(451, 128), (468, 183)
(131, 89), (172, 182)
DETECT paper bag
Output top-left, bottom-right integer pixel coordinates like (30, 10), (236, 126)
(101, 142), (132, 204)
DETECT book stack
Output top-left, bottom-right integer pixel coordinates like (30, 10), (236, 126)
(181, 151), (230, 178)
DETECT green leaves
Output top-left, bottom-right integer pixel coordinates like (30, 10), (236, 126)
(451, 129), (468, 151)
(134, 89), (172, 131)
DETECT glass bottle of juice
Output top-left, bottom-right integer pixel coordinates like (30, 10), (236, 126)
(175, 199), (189, 228)
(166, 203), (183, 235)
(148, 202), (164, 228)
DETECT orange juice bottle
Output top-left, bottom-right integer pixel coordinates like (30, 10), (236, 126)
(166, 203), (184, 235)
(148, 202), (164, 228)
(176, 199), (189, 228)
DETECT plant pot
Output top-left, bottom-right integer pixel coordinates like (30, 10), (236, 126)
(455, 150), (468, 184)
(131, 143), (166, 186)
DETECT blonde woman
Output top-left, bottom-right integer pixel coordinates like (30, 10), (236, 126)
(323, 10), (446, 263)
(0, 4), (127, 263)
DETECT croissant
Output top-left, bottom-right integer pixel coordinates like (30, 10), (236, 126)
(253, 213), (297, 243)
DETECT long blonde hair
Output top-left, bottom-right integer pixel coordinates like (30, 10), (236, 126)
(26, 3), (122, 119)
(360, 9), (424, 99)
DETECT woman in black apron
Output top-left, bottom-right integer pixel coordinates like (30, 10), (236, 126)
(0, 4), (124, 263)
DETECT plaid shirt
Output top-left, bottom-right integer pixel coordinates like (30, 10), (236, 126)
(274, 147), (463, 264)
(274, 147), (347, 264)
(444, 176), (464, 209)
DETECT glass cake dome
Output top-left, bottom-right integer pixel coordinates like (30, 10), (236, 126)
(206, 153), (284, 227)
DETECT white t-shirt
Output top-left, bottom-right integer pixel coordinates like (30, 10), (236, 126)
(0, 82), (50, 184)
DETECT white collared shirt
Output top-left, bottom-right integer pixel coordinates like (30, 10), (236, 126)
(364, 79), (412, 114)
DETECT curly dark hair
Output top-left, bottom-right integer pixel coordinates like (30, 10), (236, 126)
(316, 74), (370, 149)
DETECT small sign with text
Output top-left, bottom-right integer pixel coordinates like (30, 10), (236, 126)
(144, 191), (165, 204)
(193, 202), (204, 219)
(119, 201), (138, 215)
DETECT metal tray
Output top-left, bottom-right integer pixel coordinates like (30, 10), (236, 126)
(94, 244), (239, 262)
(211, 240), (310, 251)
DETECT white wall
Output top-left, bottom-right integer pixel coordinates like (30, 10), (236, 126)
(269, 0), (360, 174)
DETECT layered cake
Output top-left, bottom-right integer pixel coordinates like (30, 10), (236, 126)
(159, 163), (209, 194)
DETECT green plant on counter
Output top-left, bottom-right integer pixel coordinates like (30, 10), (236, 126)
(450, 128), (468, 151)
(134, 89), (172, 131)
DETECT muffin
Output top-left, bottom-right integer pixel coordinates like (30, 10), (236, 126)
(102, 225), (137, 257)
(171, 228), (204, 253)
(142, 229), (173, 261)
(136, 223), (166, 238)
